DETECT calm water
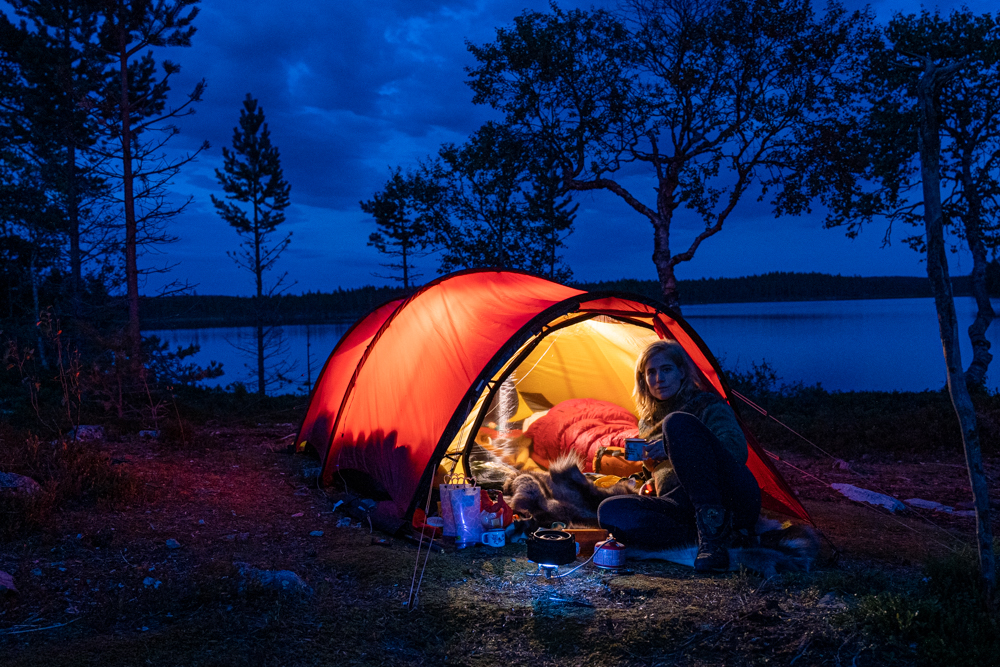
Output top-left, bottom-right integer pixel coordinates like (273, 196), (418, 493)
(147, 296), (1000, 395)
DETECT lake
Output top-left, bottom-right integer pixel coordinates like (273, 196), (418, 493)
(146, 296), (1000, 395)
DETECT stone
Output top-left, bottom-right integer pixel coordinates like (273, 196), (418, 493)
(0, 570), (16, 595)
(816, 592), (846, 609)
(0, 471), (42, 495)
(234, 562), (313, 596)
(70, 425), (105, 441)
(165, 538), (181, 549)
(830, 483), (905, 512)
(904, 498), (953, 512)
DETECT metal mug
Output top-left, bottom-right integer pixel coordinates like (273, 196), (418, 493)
(624, 438), (647, 461)
(480, 529), (505, 548)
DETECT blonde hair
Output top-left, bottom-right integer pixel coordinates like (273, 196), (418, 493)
(633, 340), (707, 423)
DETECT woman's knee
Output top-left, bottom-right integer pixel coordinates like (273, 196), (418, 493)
(663, 411), (706, 455)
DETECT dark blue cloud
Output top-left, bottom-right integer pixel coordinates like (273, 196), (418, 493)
(129, 0), (983, 294)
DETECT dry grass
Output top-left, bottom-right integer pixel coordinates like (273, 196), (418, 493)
(1, 421), (997, 666)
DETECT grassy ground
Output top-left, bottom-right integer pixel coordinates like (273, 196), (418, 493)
(1, 390), (999, 666)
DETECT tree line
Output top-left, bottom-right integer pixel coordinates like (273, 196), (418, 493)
(138, 271), (987, 329)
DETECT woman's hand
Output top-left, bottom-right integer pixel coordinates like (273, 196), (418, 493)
(643, 438), (666, 460)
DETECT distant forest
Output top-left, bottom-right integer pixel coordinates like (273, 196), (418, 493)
(141, 270), (992, 330)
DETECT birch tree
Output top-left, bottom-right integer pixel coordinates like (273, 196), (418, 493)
(786, 9), (997, 599)
(467, 0), (866, 308)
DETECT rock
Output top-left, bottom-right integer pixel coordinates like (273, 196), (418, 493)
(165, 539), (181, 549)
(143, 576), (162, 589)
(0, 570), (16, 595)
(816, 592), (846, 609)
(70, 425), (104, 441)
(904, 498), (954, 512)
(301, 466), (322, 482)
(830, 483), (905, 512)
(234, 562), (313, 596)
(832, 459), (851, 471)
(309, 530), (324, 537)
(0, 471), (42, 495)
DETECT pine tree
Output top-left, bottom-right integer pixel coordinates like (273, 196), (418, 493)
(212, 93), (292, 396)
(0, 1), (107, 327)
(96, 0), (206, 368)
(360, 167), (441, 289)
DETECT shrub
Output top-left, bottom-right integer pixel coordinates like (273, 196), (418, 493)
(0, 425), (144, 540)
(851, 546), (1000, 665)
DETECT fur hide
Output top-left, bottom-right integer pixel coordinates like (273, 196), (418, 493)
(502, 454), (636, 530)
(627, 518), (821, 577)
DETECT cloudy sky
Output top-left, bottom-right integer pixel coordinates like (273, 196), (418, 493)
(108, 0), (995, 295)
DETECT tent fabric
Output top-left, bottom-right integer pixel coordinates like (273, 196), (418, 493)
(296, 269), (810, 526)
(296, 298), (403, 460)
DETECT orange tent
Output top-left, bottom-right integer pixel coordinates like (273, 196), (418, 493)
(297, 269), (809, 530)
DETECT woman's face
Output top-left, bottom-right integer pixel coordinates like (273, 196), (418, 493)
(644, 350), (685, 401)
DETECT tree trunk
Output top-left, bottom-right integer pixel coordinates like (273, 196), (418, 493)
(916, 58), (995, 600)
(959, 148), (994, 388)
(118, 32), (142, 368)
(402, 241), (409, 290)
(651, 214), (680, 312)
(61, 22), (82, 323)
(68, 143), (81, 321)
(254, 215), (265, 396)
(30, 250), (47, 368)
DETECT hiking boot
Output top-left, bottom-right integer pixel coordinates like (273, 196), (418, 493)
(694, 505), (732, 573)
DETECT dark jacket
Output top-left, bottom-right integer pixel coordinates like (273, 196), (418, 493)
(638, 391), (747, 495)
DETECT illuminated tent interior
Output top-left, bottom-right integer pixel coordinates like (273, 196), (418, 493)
(296, 269), (809, 531)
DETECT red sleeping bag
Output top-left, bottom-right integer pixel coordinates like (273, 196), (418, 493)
(525, 398), (641, 472)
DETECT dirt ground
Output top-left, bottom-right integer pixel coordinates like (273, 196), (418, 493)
(1, 425), (997, 667)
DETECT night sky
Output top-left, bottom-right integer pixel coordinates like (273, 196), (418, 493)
(78, 0), (998, 295)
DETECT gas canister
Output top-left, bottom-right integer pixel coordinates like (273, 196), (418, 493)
(592, 536), (626, 569)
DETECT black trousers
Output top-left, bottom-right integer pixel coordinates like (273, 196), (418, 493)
(597, 412), (761, 549)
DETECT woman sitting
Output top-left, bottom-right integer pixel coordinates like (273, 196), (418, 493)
(597, 340), (761, 573)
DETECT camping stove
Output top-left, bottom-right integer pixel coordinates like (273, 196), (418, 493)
(526, 528), (577, 577)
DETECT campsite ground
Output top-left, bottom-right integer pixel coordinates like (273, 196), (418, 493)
(1, 421), (998, 667)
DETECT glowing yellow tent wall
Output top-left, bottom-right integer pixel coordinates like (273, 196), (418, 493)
(296, 269), (809, 529)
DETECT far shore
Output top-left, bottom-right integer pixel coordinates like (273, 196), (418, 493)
(140, 271), (989, 331)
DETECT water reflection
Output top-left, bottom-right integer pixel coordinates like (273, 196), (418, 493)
(147, 296), (1000, 395)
